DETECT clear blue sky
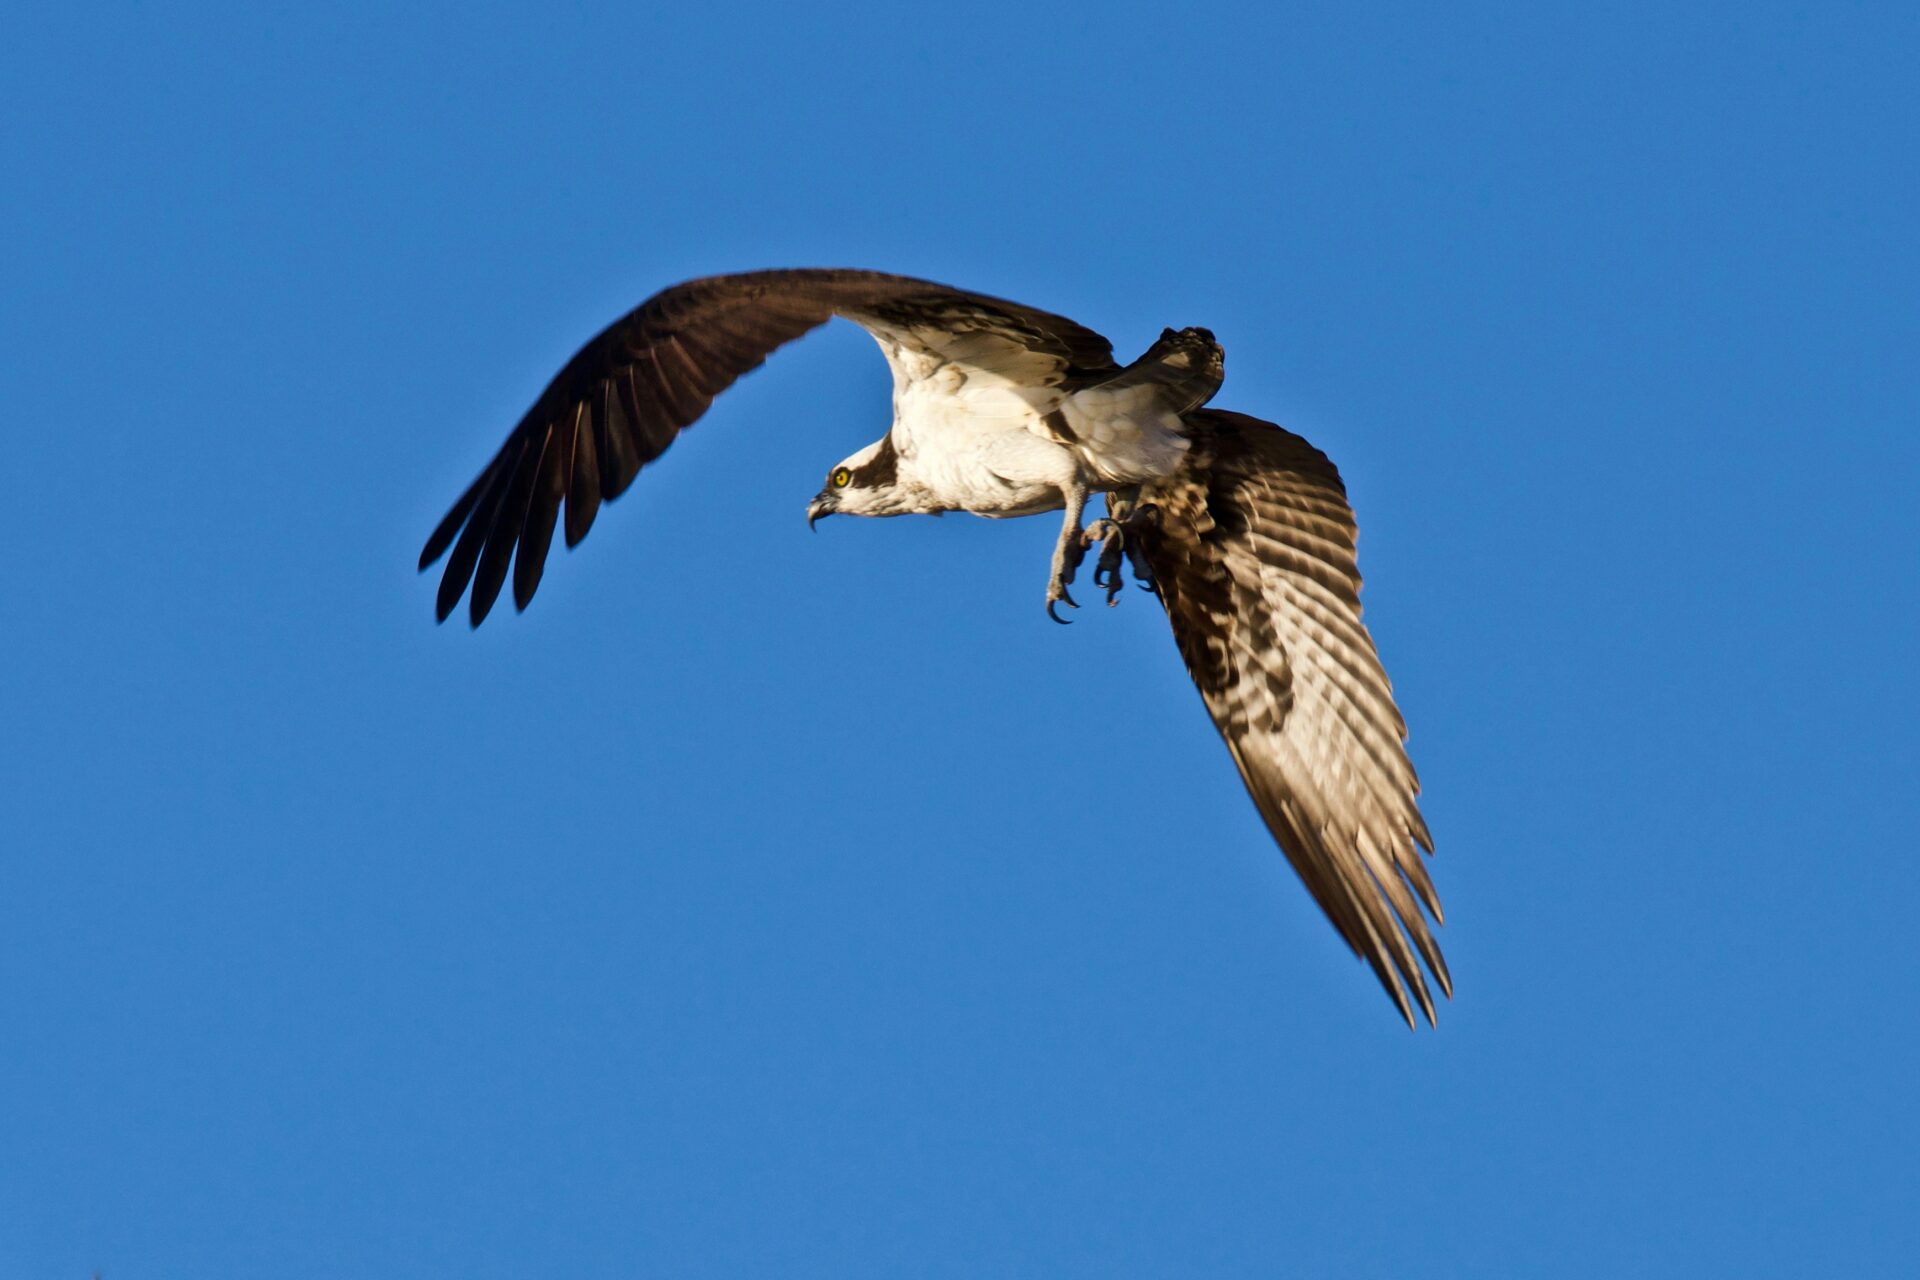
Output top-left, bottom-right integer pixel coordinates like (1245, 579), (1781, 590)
(4, 3), (1916, 1276)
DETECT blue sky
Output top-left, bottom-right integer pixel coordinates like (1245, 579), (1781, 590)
(4, 2), (1916, 1275)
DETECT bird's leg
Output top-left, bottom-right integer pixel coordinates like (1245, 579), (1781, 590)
(1046, 480), (1090, 624)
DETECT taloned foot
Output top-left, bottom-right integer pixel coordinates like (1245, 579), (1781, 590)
(1046, 579), (1079, 625)
(1046, 533), (1089, 624)
(1083, 519), (1127, 606)
(1080, 504), (1162, 606)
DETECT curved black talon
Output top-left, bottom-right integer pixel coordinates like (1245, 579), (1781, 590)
(1047, 592), (1078, 625)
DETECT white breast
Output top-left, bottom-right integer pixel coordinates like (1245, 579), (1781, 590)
(862, 325), (1187, 515)
(893, 372), (1076, 515)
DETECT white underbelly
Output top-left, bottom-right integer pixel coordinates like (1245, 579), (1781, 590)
(889, 368), (1189, 513)
(894, 384), (1076, 515)
(917, 428), (1074, 515)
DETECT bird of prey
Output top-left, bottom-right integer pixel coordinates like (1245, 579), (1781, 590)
(421, 269), (1448, 1026)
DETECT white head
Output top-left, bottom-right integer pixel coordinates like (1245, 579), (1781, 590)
(806, 437), (925, 525)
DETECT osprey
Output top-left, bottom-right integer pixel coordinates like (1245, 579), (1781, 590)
(421, 269), (1449, 1026)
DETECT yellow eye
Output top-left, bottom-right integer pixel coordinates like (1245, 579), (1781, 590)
(831, 467), (852, 489)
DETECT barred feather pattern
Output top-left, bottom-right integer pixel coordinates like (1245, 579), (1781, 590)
(1134, 409), (1448, 1026)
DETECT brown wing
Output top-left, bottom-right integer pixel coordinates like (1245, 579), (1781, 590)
(420, 268), (1117, 625)
(1132, 409), (1447, 1026)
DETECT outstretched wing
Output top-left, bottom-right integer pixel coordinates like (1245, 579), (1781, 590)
(420, 268), (1117, 625)
(1133, 409), (1447, 1026)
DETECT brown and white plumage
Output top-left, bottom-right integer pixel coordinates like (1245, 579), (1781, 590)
(420, 268), (1447, 1025)
(1132, 410), (1447, 1025)
(419, 269), (1116, 625)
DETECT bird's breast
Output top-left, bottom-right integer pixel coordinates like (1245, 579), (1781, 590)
(892, 389), (1077, 516)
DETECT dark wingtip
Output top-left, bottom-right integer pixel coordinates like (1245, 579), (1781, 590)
(462, 575), (499, 629)
(421, 470), (492, 572)
(563, 485), (599, 547)
(467, 570), (504, 628)
(419, 517), (458, 572)
(512, 557), (544, 612)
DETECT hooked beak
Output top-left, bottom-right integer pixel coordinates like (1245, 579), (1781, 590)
(806, 493), (837, 531)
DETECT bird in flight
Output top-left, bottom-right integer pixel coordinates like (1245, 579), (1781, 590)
(421, 269), (1448, 1026)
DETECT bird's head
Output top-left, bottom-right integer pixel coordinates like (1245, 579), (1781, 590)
(807, 438), (913, 526)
